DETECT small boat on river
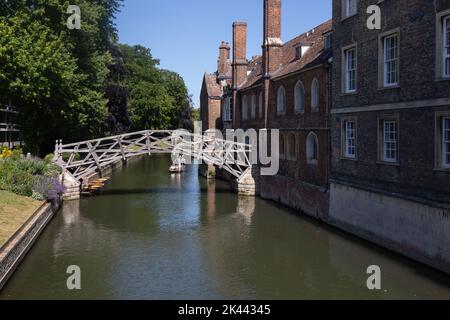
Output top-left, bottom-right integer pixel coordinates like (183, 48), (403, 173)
(169, 163), (185, 173)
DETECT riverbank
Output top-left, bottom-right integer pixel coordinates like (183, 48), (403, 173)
(0, 194), (61, 291)
(0, 191), (43, 246)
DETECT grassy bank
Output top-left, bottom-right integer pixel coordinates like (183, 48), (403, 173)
(0, 190), (43, 247)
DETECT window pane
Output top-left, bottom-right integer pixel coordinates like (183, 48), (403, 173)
(346, 0), (357, 16)
(344, 121), (356, 158)
(383, 121), (398, 162)
(444, 17), (450, 76)
(345, 48), (356, 92)
(444, 118), (450, 166)
(384, 34), (398, 85)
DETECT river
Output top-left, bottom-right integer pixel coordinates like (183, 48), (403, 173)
(1, 155), (450, 299)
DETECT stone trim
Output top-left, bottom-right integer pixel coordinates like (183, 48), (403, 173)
(330, 177), (450, 210)
(331, 98), (450, 114)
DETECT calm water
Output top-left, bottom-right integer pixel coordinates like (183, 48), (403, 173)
(1, 155), (450, 299)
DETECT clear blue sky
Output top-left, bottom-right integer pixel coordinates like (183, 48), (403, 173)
(115, 0), (332, 108)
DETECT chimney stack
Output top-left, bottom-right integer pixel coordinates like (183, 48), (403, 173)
(218, 41), (231, 79)
(232, 22), (248, 89)
(263, 0), (283, 76)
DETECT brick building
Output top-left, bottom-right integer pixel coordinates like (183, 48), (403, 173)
(200, 41), (232, 132)
(201, 0), (333, 218)
(329, 0), (450, 272)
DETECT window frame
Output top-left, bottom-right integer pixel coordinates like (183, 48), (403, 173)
(383, 33), (399, 87)
(279, 133), (286, 159)
(342, 119), (357, 159)
(442, 117), (450, 168)
(378, 117), (399, 164)
(443, 15), (450, 78)
(436, 10), (450, 80)
(251, 94), (256, 119)
(294, 80), (305, 114)
(311, 78), (319, 112)
(342, 0), (357, 19)
(344, 47), (357, 93)
(324, 32), (333, 50)
(306, 132), (319, 165)
(258, 92), (263, 119)
(277, 85), (286, 115)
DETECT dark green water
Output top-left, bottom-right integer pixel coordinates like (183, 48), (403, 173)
(1, 155), (450, 299)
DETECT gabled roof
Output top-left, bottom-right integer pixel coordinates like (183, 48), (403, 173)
(203, 73), (223, 98)
(239, 19), (332, 90)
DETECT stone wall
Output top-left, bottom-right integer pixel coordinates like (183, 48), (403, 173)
(0, 200), (61, 290)
(329, 182), (450, 274)
(260, 174), (329, 220)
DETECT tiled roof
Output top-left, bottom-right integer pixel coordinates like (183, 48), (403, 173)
(203, 73), (223, 98)
(240, 19), (332, 90)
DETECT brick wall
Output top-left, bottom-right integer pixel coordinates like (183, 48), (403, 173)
(331, 0), (450, 205)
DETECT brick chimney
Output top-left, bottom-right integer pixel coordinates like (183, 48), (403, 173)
(217, 41), (231, 80)
(263, 0), (283, 76)
(232, 22), (248, 89)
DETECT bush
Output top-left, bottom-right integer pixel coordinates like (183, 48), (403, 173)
(0, 147), (13, 159)
(62, 152), (81, 162)
(0, 157), (62, 198)
(32, 176), (66, 203)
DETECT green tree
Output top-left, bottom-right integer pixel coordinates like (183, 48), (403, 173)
(0, 14), (108, 154)
(129, 82), (174, 130)
(0, 1), (122, 154)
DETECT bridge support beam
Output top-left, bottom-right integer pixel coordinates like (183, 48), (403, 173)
(61, 172), (81, 200)
(233, 165), (260, 196)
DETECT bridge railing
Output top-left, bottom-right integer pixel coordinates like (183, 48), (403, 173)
(53, 130), (253, 182)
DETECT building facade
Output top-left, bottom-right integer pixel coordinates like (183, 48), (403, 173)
(330, 0), (450, 272)
(201, 0), (450, 273)
(0, 97), (20, 148)
(201, 0), (333, 219)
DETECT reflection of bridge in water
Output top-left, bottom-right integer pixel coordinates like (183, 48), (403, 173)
(52, 130), (257, 199)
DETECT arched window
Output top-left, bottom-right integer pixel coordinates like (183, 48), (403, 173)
(306, 132), (319, 165)
(294, 81), (305, 114)
(280, 134), (285, 159)
(288, 133), (296, 160)
(251, 94), (256, 119)
(258, 92), (263, 118)
(242, 95), (248, 120)
(277, 86), (286, 115)
(311, 78), (319, 112)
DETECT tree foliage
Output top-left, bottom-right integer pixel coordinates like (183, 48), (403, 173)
(0, 1), (194, 155)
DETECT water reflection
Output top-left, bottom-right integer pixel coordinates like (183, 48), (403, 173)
(1, 155), (450, 300)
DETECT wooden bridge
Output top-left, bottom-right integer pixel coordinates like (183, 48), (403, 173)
(53, 130), (254, 190)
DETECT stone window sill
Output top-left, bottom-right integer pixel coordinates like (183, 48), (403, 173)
(435, 77), (450, 82)
(341, 13), (358, 22)
(341, 91), (358, 96)
(340, 156), (358, 162)
(378, 85), (400, 91)
(376, 160), (400, 167)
